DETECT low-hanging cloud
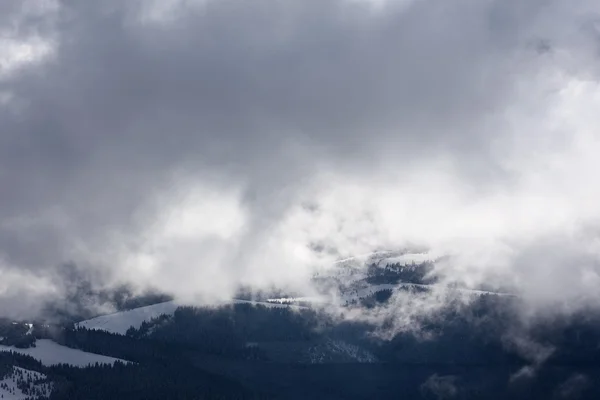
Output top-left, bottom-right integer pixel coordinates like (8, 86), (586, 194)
(1, 0), (600, 320)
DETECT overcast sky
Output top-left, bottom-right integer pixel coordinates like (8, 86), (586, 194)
(2, 0), (600, 318)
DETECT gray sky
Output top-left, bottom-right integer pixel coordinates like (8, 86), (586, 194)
(2, 0), (600, 318)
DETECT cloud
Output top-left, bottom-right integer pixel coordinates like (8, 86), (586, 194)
(1, 0), (600, 319)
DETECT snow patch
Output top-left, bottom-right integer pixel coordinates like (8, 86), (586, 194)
(230, 299), (306, 309)
(0, 366), (52, 400)
(76, 301), (181, 335)
(379, 253), (435, 266)
(340, 283), (513, 304)
(0, 339), (129, 367)
(265, 296), (326, 305)
(332, 251), (397, 264)
(76, 299), (305, 335)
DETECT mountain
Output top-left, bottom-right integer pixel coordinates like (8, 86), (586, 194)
(283, 250), (512, 308)
(0, 339), (129, 367)
(0, 252), (599, 399)
(0, 366), (52, 400)
(75, 301), (180, 335)
(75, 299), (305, 336)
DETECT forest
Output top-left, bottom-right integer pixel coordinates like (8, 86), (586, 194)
(2, 298), (600, 399)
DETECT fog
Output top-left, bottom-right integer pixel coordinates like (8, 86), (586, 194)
(1, 0), (600, 322)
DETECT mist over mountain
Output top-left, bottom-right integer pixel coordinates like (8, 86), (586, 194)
(2, 255), (600, 399)
(2, 0), (600, 398)
(0, 0), (599, 321)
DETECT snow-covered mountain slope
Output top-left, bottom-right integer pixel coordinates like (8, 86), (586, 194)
(0, 366), (52, 400)
(312, 249), (514, 303)
(76, 300), (181, 335)
(332, 250), (399, 265)
(230, 299), (306, 309)
(265, 296), (327, 305)
(76, 299), (305, 335)
(73, 250), (508, 336)
(375, 252), (436, 266)
(314, 250), (437, 284)
(339, 282), (513, 305)
(331, 250), (436, 267)
(0, 339), (129, 367)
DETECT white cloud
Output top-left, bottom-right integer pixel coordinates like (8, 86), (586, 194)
(0, 36), (53, 78)
(1, 0), (600, 324)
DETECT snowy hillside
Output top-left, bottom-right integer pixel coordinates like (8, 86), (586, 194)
(339, 282), (513, 305)
(311, 249), (514, 306)
(76, 300), (181, 335)
(332, 251), (435, 267)
(0, 366), (52, 400)
(0, 339), (129, 367)
(76, 299), (304, 335)
(315, 251), (436, 281)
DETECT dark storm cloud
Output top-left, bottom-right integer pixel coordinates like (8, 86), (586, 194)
(0, 0), (524, 248)
(1, 0), (600, 317)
